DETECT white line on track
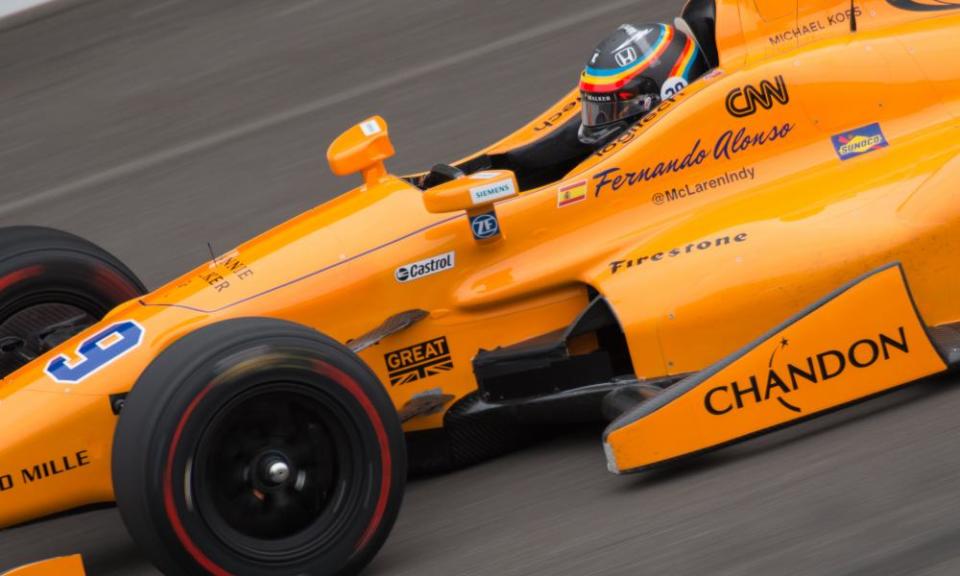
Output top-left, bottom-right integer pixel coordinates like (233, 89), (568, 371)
(0, 0), (640, 217)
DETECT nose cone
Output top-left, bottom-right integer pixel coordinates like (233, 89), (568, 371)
(0, 303), (192, 529)
(0, 385), (117, 529)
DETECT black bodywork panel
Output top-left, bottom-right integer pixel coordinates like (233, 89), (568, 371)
(473, 296), (634, 403)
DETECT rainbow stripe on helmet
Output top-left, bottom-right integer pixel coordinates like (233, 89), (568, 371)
(669, 35), (700, 80)
(580, 25), (675, 93)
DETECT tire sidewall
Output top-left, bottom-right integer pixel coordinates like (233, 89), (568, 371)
(0, 251), (142, 322)
(115, 319), (405, 576)
(0, 226), (145, 379)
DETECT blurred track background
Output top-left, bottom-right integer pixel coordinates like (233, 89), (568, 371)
(2, 0), (960, 574)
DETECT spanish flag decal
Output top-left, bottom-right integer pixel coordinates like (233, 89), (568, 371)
(558, 180), (588, 208)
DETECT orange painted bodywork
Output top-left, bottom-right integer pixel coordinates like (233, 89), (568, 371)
(0, 0), (958, 530)
(1, 555), (85, 576)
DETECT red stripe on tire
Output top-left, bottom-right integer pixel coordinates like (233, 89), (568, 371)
(163, 383), (233, 576)
(93, 265), (139, 298)
(314, 361), (393, 553)
(0, 265), (43, 292)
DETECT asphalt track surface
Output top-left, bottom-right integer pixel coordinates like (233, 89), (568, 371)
(2, 1), (960, 575)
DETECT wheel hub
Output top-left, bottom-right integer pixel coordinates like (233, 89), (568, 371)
(194, 387), (346, 542)
(259, 454), (293, 487)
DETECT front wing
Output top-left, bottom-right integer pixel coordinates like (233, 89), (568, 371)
(604, 263), (952, 474)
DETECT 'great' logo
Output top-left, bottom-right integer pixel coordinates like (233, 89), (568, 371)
(384, 336), (454, 386)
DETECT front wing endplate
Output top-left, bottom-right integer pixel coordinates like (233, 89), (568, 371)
(604, 263), (949, 474)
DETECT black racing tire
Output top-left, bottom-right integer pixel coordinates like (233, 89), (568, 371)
(113, 317), (406, 576)
(0, 226), (146, 377)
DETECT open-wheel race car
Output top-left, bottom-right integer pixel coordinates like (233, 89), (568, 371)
(2, 0), (959, 574)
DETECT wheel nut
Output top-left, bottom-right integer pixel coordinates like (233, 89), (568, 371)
(265, 460), (291, 484)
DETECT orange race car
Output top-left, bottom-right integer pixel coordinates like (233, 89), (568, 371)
(2, 0), (959, 574)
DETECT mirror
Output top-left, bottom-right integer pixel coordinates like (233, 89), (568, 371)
(327, 116), (395, 188)
(422, 169), (519, 242)
(422, 170), (519, 214)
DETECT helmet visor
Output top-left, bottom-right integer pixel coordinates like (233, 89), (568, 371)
(581, 90), (658, 129)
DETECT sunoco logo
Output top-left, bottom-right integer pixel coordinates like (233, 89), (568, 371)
(703, 327), (910, 416)
(395, 252), (455, 283)
(838, 136), (881, 157)
(831, 123), (888, 161)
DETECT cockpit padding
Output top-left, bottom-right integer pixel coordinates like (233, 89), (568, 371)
(485, 116), (594, 191)
(681, 0), (719, 67)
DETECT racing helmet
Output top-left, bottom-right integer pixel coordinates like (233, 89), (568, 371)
(578, 23), (709, 145)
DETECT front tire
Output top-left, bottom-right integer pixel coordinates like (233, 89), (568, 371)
(0, 226), (145, 377)
(113, 318), (406, 576)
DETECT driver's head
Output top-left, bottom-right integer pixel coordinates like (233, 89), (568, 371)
(579, 23), (709, 145)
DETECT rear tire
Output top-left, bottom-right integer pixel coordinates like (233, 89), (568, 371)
(0, 226), (145, 377)
(113, 317), (406, 576)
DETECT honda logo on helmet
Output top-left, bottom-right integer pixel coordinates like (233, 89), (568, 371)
(615, 46), (638, 67)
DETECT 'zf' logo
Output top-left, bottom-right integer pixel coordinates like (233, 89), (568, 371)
(384, 336), (454, 386)
(725, 75), (789, 118)
(470, 212), (500, 240)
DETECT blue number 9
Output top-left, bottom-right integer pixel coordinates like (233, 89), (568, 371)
(45, 320), (145, 384)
